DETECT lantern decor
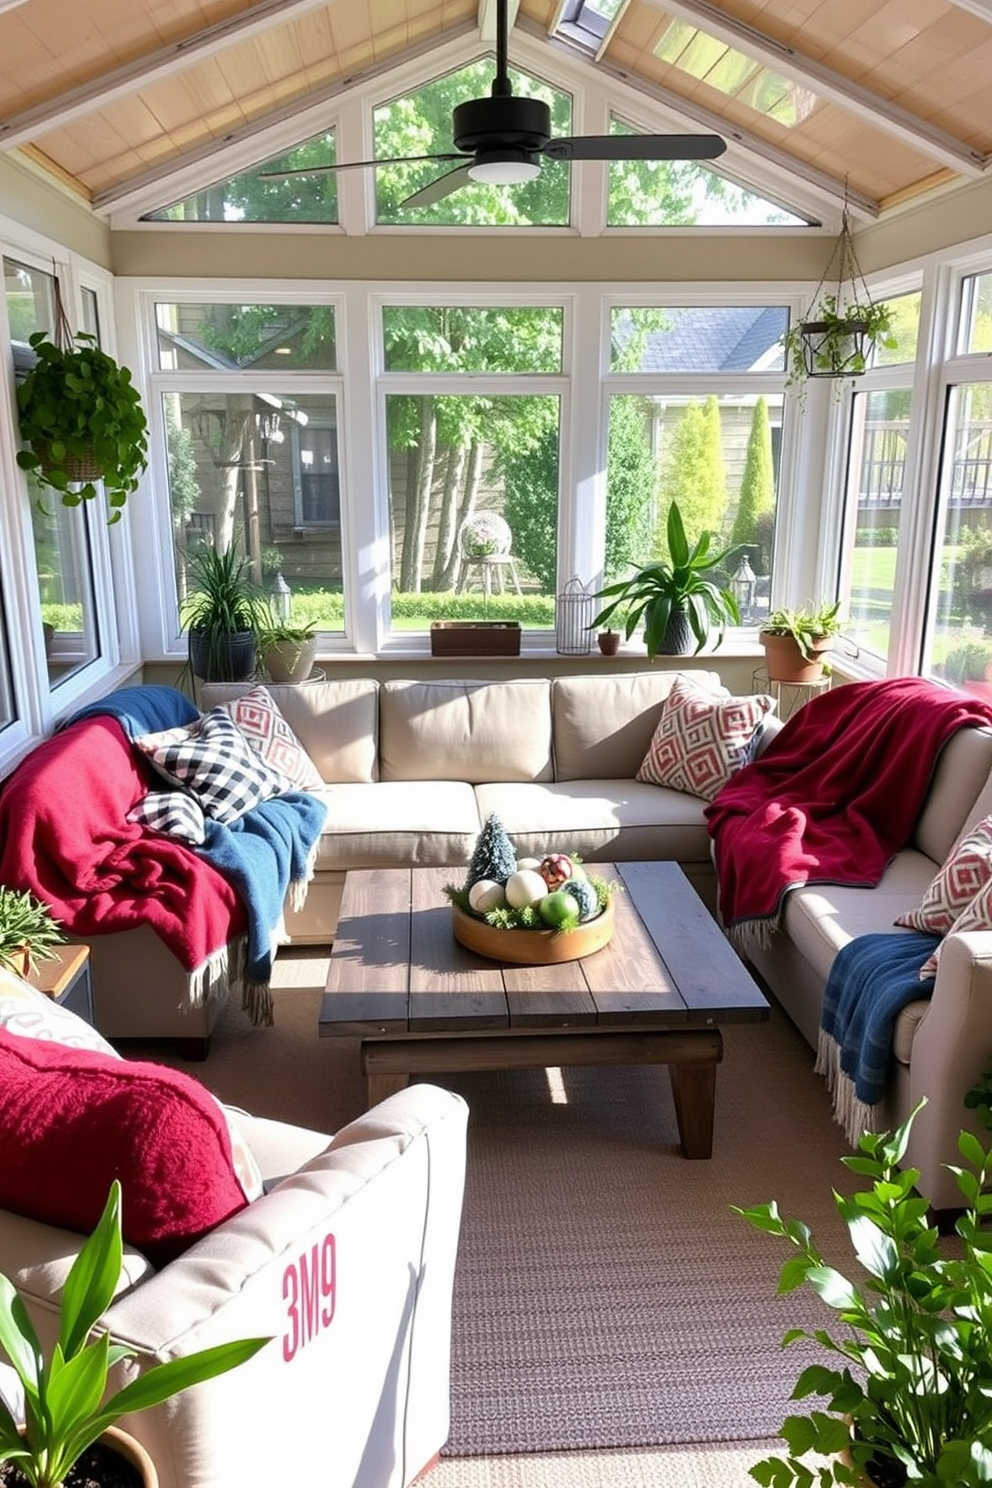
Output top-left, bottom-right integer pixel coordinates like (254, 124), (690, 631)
(556, 576), (595, 656)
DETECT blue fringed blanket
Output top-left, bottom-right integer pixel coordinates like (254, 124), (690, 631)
(69, 686), (327, 1025)
(815, 929), (941, 1145)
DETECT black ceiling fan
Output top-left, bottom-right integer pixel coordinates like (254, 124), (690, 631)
(260, 0), (725, 209)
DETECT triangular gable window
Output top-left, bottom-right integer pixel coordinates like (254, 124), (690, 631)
(142, 133), (338, 223)
(607, 120), (812, 226)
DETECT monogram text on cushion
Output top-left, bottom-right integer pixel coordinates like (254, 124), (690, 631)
(636, 675), (776, 802)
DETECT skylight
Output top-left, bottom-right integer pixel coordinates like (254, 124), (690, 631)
(654, 19), (816, 129)
(556, 0), (628, 55)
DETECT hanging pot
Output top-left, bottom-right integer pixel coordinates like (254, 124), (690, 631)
(798, 318), (872, 379)
(35, 445), (106, 483)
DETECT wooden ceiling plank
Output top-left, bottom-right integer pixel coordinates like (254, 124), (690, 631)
(0, 0), (346, 151)
(522, 14), (880, 212)
(642, 0), (987, 173)
(88, 15), (478, 211)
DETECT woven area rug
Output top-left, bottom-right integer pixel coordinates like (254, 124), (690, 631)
(139, 956), (857, 1461)
(437, 1005), (856, 1457)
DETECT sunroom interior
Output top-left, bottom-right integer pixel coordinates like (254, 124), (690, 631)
(3, 0), (992, 773)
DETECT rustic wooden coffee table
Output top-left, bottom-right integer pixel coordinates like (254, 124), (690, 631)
(318, 861), (768, 1158)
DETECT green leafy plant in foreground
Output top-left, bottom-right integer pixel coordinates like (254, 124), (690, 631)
(0, 887), (66, 978)
(734, 1096), (992, 1488)
(0, 1180), (269, 1487)
(591, 501), (740, 658)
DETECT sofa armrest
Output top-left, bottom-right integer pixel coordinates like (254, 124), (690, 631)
(906, 930), (992, 1211)
(102, 1084), (468, 1488)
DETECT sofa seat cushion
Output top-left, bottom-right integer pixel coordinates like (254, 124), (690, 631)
(474, 779), (712, 864)
(780, 849), (939, 982)
(313, 781), (481, 869)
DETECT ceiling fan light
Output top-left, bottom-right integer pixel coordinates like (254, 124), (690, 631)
(468, 155), (541, 186)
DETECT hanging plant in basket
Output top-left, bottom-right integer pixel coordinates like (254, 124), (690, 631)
(781, 204), (896, 401)
(14, 280), (148, 525)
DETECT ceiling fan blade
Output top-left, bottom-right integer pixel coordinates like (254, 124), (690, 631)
(258, 152), (466, 180)
(543, 133), (726, 163)
(400, 162), (476, 209)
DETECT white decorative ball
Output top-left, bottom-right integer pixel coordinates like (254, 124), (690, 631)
(468, 879), (507, 913)
(515, 857), (542, 872)
(505, 869), (548, 909)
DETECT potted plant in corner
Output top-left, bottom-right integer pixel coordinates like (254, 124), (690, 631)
(0, 1178), (268, 1487)
(760, 601), (843, 683)
(179, 542), (269, 686)
(591, 501), (740, 658)
(734, 1094), (992, 1487)
(0, 886), (66, 979)
(15, 330), (149, 526)
(256, 613), (318, 685)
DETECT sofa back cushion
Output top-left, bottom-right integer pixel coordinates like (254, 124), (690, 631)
(202, 679), (379, 783)
(552, 670), (725, 781)
(379, 679), (553, 782)
(913, 725), (992, 865)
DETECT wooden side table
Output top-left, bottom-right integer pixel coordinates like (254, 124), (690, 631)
(752, 667), (832, 722)
(27, 944), (94, 1025)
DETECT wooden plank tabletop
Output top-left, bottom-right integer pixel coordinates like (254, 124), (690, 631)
(319, 862), (768, 1037)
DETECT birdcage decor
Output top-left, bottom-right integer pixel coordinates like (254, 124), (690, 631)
(556, 576), (595, 656)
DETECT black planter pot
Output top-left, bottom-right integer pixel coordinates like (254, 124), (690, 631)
(188, 628), (256, 682)
(661, 609), (694, 656)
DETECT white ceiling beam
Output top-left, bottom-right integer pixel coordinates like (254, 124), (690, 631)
(945, 0), (992, 20)
(518, 17), (880, 216)
(0, 0), (438, 152)
(595, 0), (634, 62)
(478, 0), (520, 41)
(90, 21), (478, 213)
(647, 0), (987, 178)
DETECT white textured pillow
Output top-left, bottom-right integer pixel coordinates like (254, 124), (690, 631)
(636, 675), (776, 802)
(136, 708), (285, 824)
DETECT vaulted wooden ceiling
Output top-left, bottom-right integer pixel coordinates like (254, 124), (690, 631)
(1, 0), (990, 221)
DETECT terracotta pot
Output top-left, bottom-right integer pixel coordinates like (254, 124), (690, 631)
(597, 630), (621, 656)
(760, 630), (833, 684)
(10, 1425), (157, 1487)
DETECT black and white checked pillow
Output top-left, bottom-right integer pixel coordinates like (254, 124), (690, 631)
(136, 709), (285, 825)
(127, 789), (207, 846)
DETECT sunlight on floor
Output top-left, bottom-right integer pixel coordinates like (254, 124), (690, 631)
(544, 1065), (569, 1104)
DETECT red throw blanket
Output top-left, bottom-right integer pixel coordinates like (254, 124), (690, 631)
(0, 716), (246, 988)
(705, 677), (992, 947)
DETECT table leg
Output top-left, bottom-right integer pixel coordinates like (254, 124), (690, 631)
(669, 1058), (718, 1158)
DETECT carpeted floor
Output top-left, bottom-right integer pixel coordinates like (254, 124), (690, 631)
(134, 947), (857, 1480)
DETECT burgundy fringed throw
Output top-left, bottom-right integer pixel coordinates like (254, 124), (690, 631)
(705, 677), (992, 953)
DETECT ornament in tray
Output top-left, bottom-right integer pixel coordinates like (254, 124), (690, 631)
(445, 813), (615, 965)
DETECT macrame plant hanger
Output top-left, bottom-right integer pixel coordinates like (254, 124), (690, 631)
(798, 191), (877, 379)
(49, 265), (102, 481)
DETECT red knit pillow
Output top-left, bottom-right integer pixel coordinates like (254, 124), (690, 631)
(0, 1032), (248, 1266)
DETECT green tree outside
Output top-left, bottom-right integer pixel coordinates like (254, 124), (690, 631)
(729, 397), (774, 561)
(656, 395), (727, 556)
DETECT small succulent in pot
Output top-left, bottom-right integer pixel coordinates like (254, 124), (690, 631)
(0, 886), (66, 978)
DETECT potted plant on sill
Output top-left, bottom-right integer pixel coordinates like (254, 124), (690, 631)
(256, 613), (318, 685)
(0, 887), (66, 979)
(760, 601), (844, 684)
(179, 543), (269, 688)
(0, 1178), (268, 1487)
(734, 1094), (992, 1487)
(591, 501), (740, 658)
(15, 330), (148, 527)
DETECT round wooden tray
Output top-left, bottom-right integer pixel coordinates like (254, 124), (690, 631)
(451, 895), (614, 965)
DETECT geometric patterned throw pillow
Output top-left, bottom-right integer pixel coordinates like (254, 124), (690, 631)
(636, 674), (776, 802)
(126, 789), (207, 846)
(135, 708), (285, 825)
(918, 874), (992, 980)
(896, 814), (992, 935)
(216, 685), (322, 792)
